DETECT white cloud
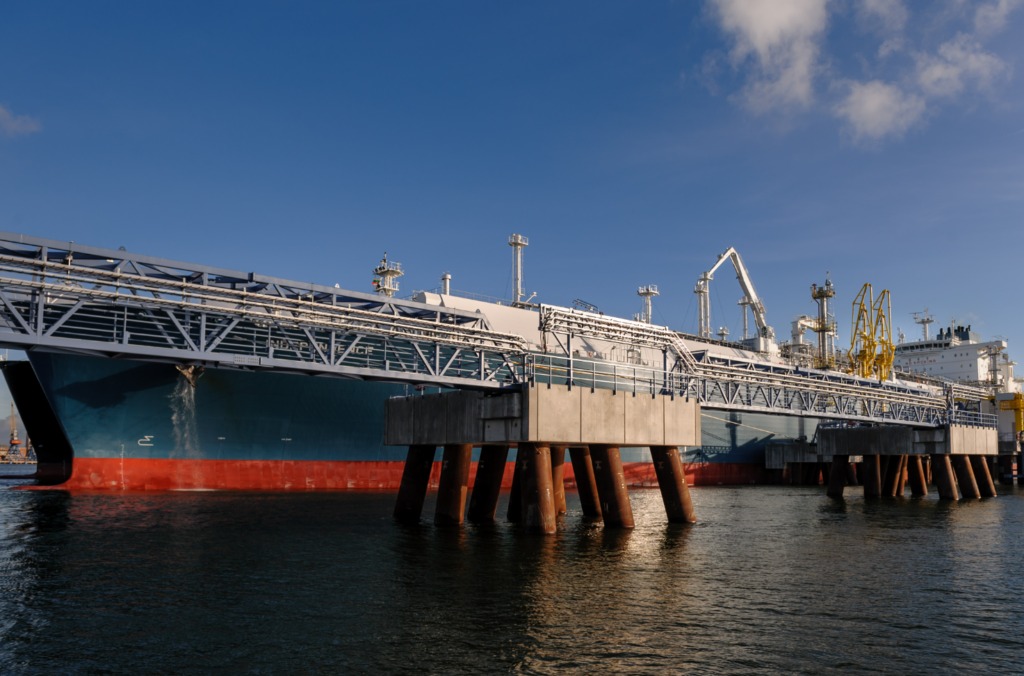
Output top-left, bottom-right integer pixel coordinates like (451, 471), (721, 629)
(974, 0), (1022, 36)
(877, 38), (905, 59)
(711, 0), (828, 111)
(859, 0), (909, 33)
(705, 0), (1020, 145)
(0, 105), (41, 138)
(915, 34), (1009, 98)
(834, 80), (925, 141)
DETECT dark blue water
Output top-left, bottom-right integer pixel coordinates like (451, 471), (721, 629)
(2, 464), (1023, 674)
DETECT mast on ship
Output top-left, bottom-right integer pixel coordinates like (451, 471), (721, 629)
(912, 310), (934, 340)
(372, 253), (404, 298)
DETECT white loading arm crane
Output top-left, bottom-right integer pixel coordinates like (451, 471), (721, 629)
(694, 246), (776, 346)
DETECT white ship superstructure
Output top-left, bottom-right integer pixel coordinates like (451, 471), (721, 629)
(894, 323), (1019, 393)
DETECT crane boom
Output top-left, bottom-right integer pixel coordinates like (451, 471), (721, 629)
(694, 247), (775, 348)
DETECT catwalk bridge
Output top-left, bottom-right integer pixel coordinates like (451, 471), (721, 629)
(0, 233), (992, 428)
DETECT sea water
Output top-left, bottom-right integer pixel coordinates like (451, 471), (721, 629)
(2, 465), (1023, 674)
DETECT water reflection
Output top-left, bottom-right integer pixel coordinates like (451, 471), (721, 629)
(1, 485), (1024, 672)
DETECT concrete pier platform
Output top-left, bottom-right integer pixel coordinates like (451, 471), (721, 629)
(817, 423), (999, 500)
(385, 383), (701, 531)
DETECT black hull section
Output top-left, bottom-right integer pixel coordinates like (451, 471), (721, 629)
(2, 360), (72, 484)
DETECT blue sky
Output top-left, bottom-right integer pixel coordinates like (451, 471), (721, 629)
(1, 0), (1023, 405)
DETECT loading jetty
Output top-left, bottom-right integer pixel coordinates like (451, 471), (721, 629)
(0, 232), (1014, 495)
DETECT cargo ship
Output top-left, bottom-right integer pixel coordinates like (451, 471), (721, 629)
(0, 233), (1011, 490)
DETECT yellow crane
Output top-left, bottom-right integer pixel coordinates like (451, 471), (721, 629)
(847, 283), (895, 381)
(999, 393), (1024, 441)
(873, 289), (894, 381)
(849, 284), (876, 378)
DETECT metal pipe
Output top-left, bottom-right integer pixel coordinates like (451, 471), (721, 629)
(508, 233), (528, 305)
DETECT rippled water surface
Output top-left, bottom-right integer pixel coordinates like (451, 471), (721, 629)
(2, 464), (1023, 674)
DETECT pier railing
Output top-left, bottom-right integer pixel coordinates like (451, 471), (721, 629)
(948, 410), (998, 427)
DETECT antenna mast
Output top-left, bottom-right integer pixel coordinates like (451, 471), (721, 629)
(912, 310), (934, 340)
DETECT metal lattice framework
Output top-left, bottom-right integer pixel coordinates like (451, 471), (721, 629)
(535, 306), (993, 428)
(0, 233), (526, 388)
(0, 232), (995, 428)
(678, 354), (949, 425)
(528, 352), (957, 426)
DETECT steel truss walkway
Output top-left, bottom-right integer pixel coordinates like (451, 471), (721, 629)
(0, 233), (526, 388)
(0, 233), (995, 428)
(535, 306), (993, 428)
